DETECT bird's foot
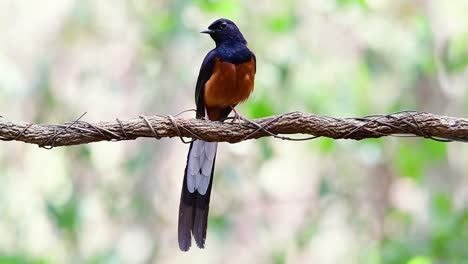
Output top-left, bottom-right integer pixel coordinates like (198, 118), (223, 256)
(230, 107), (244, 123)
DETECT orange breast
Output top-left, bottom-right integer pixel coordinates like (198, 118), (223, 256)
(204, 57), (255, 120)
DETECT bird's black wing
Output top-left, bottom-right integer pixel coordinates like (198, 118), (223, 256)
(251, 50), (256, 73)
(194, 49), (218, 119)
(178, 49), (219, 252)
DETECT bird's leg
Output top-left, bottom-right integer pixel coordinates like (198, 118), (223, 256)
(230, 106), (243, 123)
(229, 106), (278, 139)
(204, 107), (210, 121)
(230, 106), (260, 126)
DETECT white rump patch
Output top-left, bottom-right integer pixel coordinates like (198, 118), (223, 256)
(187, 140), (217, 195)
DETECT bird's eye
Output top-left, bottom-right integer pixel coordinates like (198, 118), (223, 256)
(219, 22), (227, 29)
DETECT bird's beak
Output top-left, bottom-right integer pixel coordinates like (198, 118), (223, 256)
(200, 29), (213, 34)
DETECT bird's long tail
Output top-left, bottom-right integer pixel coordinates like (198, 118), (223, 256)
(178, 139), (217, 251)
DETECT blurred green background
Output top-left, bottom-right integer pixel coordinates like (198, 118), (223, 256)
(1, 0), (468, 263)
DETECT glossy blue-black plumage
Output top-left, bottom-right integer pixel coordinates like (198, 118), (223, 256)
(194, 18), (256, 118)
(178, 18), (255, 252)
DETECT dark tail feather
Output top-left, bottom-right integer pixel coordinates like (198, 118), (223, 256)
(178, 142), (216, 251)
(193, 206), (209, 248)
(178, 200), (193, 251)
(192, 157), (215, 248)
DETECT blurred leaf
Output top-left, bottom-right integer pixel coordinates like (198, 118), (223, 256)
(412, 15), (436, 75)
(245, 92), (275, 118)
(431, 193), (452, 218)
(267, 13), (297, 33)
(443, 33), (468, 73)
(429, 193), (456, 256)
(383, 194), (468, 263)
(33, 59), (56, 121)
(276, 62), (291, 87)
(317, 138), (336, 153)
(0, 255), (48, 264)
(421, 141), (446, 162)
(407, 256), (432, 264)
(388, 208), (413, 229)
(143, 13), (177, 49)
(195, 0), (241, 16)
(76, 145), (92, 161)
(259, 139), (274, 160)
(395, 140), (446, 181)
(395, 143), (423, 181)
(333, 61), (373, 115)
(382, 239), (417, 264)
(318, 178), (331, 197)
(336, 0), (368, 8)
(125, 147), (152, 175)
(295, 220), (318, 249)
(46, 193), (80, 241)
(364, 48), (391, 76)
(361, 245), (381, 264)
(86, 249), (119, 264)
(304, 83), (336, 114)
(271, 248), (286, 264)
(131, 192), (152, 218)
(209, 213), (232, 240)
(351, 62), (372, 114)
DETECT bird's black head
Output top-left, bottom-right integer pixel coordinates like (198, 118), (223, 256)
(201, 18), (247, 46)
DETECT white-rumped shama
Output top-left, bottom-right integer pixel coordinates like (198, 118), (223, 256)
(178, 18), (256, 251)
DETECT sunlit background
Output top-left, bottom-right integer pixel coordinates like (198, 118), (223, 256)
(1, 0), (468, 263)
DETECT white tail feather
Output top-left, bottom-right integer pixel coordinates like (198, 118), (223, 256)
(187, 140), (218, 195)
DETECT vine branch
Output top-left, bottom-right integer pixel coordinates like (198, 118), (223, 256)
(0, 111), (467, 148)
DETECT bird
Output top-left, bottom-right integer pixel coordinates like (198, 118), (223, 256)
(178, 18), (256, 251)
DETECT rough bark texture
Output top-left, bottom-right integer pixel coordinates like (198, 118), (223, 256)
(0, 111), (467, 148)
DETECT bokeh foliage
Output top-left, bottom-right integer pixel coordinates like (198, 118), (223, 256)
(0, 0), (467, 263)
